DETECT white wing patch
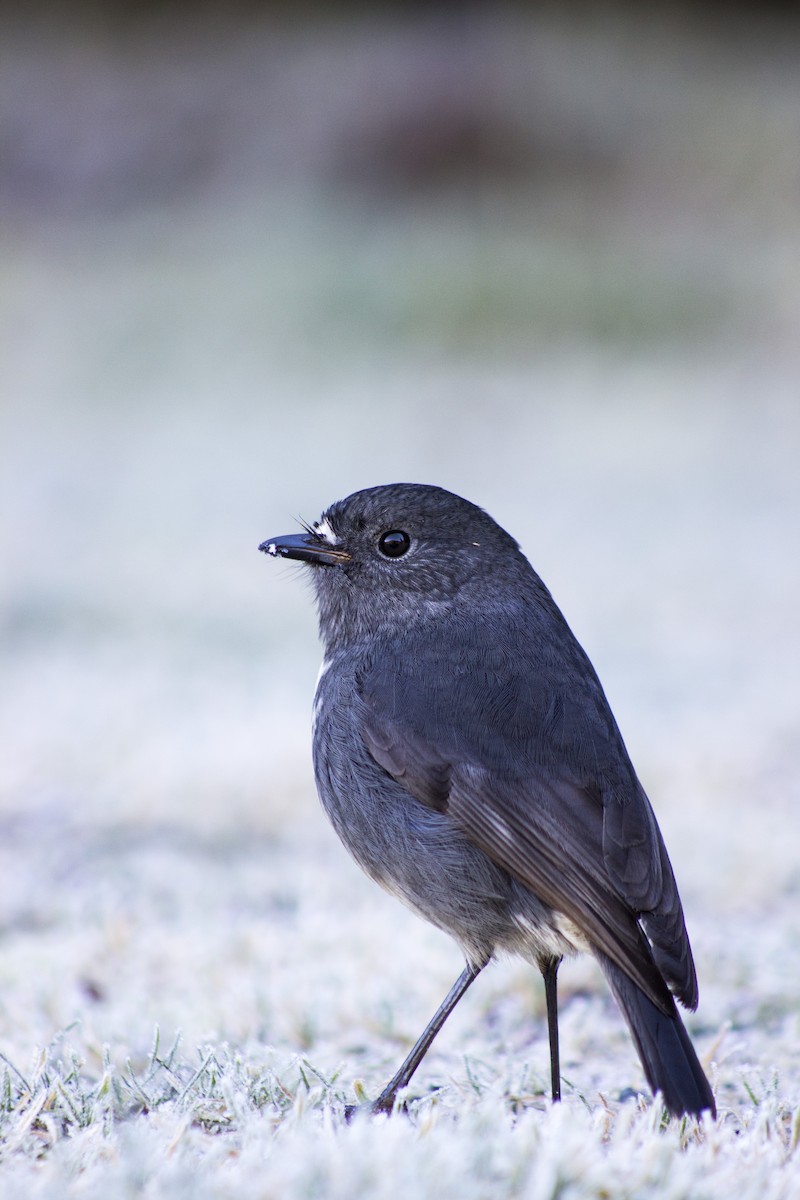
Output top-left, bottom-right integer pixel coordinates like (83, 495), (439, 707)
(312, 657), (331, 734)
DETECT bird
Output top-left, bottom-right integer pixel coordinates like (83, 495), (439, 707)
(259, 482), (715, 1119)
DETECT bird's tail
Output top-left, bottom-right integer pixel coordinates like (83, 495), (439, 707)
(597, 952), (715, 1118)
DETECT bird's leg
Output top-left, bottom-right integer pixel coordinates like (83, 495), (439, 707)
(541, 955), (562, 1103)
(346, 960), (485, 1120)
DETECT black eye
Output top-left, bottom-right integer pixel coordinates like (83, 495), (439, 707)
(378, 529), (411, 558)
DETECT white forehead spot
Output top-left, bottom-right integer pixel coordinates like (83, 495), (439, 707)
(265, 542), (279, 556)
(313, 517), (338, 545)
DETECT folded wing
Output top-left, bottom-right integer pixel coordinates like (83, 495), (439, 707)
(356, 618), (698, 1012)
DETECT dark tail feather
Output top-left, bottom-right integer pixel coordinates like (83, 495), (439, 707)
(597, 953), (716, 1118)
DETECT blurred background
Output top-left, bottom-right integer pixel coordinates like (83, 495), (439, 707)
(0, 1), (798, 1067)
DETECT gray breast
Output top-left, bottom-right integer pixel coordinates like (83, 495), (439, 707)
(311, 658), (575, 967)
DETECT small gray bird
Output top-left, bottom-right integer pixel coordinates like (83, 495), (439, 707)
(260, 483), (715, 1119)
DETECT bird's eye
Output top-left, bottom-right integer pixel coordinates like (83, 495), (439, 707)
(378, 529), (411, 558)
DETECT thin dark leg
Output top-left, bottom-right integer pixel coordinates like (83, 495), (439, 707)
(542, 955), (562, 1103)
(348, 960), (485, 1119)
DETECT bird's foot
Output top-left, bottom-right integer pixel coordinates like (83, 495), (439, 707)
(343, 1093), (409, 1122)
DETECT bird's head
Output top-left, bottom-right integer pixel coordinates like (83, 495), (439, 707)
(260, 483), (539, 651)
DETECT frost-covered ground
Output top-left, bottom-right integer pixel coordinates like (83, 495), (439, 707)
(1, 8), (800, 1196)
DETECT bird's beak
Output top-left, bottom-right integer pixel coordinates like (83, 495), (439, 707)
(258, 531), (351, 566)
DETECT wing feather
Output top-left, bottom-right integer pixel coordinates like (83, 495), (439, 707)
(357, 619), (697, 1010)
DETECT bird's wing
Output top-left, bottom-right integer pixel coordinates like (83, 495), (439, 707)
(356, 623), (696, 1012)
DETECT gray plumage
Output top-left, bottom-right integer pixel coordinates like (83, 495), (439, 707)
(261, 482), (715, 1118)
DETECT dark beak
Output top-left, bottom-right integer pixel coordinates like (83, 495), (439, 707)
(258, 531), (351, 566)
